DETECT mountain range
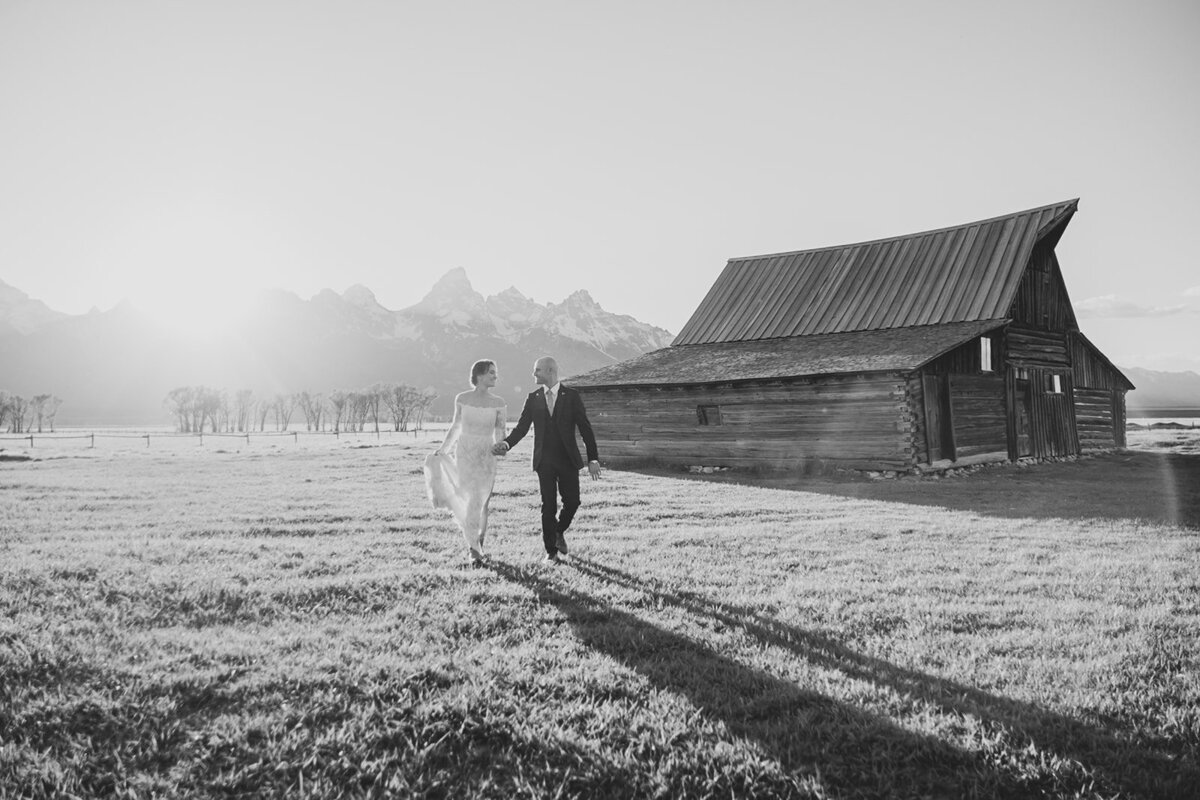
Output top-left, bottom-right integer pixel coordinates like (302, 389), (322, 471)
(1, 274), (1196, 425)
(1121, 367), (1200, 415)
(0, 270), (674, 425)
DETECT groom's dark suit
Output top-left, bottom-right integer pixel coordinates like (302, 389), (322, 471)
(504, 384), (599, 556)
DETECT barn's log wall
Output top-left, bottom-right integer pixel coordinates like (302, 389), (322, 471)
(1074, 388), (1121, 451)
(906, 375), (929, 466)
(1113, 390), (1127, 448)
(947, 374), (1008, 459)
(1005, 326), (1070, 369)
(1069, 333), (1129, 450)
(578, 373), (916, 472)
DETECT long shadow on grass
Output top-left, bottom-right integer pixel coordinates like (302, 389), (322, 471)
(490, 561), (1038, 798)
(563, 557), (1194, 799)
(637, 451), (1200, 529)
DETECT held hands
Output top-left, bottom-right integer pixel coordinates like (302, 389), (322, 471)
(491, 441), (510, 456)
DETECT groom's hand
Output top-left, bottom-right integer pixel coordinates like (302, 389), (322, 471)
(491, 442), (510, 456)
(587, 460), (601, 480)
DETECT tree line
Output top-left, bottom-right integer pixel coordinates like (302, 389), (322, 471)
(163, 384), (438, 434)
(0, 392), (62, 433)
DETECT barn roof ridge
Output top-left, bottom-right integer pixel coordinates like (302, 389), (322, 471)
(727, 199), (1080, 263)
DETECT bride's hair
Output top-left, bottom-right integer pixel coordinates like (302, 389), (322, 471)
(470, 359), (495, 386)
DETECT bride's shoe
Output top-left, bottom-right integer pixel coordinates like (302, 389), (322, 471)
(469, 547), (485, 566)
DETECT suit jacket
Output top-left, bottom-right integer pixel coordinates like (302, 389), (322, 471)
(504, 384), (599, 471)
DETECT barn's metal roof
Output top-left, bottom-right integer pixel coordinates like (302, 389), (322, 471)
(570, 320), (1005, 388)
(673, 200), (1079, 345)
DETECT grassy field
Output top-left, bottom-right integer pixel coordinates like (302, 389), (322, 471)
(1, 432), (1198, 798)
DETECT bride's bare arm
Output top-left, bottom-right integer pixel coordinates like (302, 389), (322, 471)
(493, 405), (507, 446)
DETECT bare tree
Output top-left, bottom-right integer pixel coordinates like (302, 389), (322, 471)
(44, 395), (62, 432)
(234, 390), (254, 433)
(6, 395), (31, 433)
(297, 391), (324, 431)
(0, 391), (12, 433)
(365, 384), (384, 433)
(30, 395), (51, 433)
(216, 391), (232, 432)
(345, 392), (370, 432)
(165, 387), (195, 432)
(328, 390), (348, 433)
(188, 387), (205, 433)
(413, 388), (437, 430)
(382, 383), (432, 431)
(165, 386), (230, 432)
(256, 398), (271, 432)
(381, 383), (407, 431)
(199, 388), (226, 433)
(272, 393), (296, 431)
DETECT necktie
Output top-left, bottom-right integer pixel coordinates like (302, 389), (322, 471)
(546, 388), (555, 415)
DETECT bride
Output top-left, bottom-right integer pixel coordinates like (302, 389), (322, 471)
(424, 359), (507, 566)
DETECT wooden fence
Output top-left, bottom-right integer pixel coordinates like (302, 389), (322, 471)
(0, 427), (436, 449)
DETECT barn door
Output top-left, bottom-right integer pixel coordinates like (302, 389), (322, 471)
(1014, 379), (1032, 457)
(1025, 369), (1079, 458)
(923, 374), (956, 463)
(1042, 373), (1079, 457)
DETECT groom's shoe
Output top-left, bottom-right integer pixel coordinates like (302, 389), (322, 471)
(542, 553), (559, 564)
(555, 534), (569, 556)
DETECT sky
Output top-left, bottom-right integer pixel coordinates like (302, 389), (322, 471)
(2, 0), (1198, 371)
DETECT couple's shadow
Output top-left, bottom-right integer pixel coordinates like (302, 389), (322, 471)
(486, 557), (1191, 798)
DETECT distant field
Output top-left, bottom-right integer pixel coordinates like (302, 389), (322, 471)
(1, 433), (1198, 798)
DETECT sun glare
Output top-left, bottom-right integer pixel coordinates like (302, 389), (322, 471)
(132, 285), (254, 343)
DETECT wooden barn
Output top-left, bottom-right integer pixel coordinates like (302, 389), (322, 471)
(570, 199), (1134, 474)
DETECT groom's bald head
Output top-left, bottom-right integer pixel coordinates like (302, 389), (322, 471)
(533, 356), (559, 386)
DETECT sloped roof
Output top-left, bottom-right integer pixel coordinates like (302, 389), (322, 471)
(674, 199), (1079, 345)
(1074, 331), (1135, 391)
(570, 320), (1005, 388)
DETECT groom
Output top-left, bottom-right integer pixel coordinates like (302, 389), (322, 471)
(493, 356), (601, 563)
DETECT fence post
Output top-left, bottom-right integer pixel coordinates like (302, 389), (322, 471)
(199, 432), (203, 445)
(90, 434), (95, 448)
(246, 433), (250, 445)
(145, 434), (150, 447)
(28, 435), (34, 448)
(293, 431), (298, 443)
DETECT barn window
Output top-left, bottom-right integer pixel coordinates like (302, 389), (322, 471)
(1048, 374), (1063, 394)
(980, 337), (994, 372)
(697, 405), (722, 426)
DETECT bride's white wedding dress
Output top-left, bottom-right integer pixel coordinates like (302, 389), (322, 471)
(424, 403), (506, 559)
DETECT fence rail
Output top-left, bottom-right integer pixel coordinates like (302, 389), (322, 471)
(0, 428), (434, 448)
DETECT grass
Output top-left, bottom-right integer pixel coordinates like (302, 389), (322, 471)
(1, 433), (1198, 798)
